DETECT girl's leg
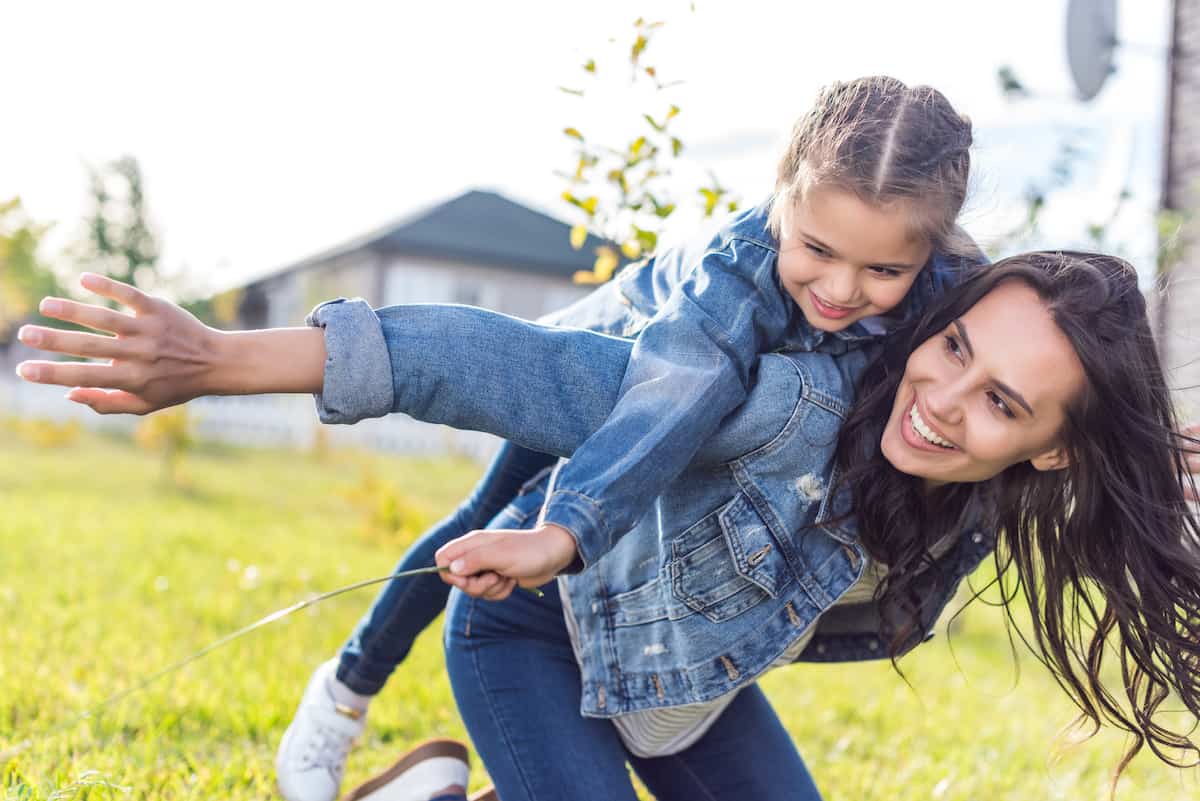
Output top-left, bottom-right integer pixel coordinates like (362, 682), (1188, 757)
(444, 581), (640, 801)
(337, 442), (557, 694)
(277, 443), (557, 801)
(627, 684), (824, 801)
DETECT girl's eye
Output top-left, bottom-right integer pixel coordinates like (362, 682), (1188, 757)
(987, 391), (1016, 419)
(868, 266), (902, 278)
(805, 243), (830, 258)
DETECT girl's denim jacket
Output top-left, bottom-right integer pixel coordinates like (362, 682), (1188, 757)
(307, 200), (993, 716)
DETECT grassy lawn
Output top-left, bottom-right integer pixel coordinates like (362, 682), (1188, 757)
(0, 425), (1196, 800)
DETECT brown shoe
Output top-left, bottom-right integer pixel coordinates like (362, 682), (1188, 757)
(467, 787), (498, 801)
(340, 739), (470, 801)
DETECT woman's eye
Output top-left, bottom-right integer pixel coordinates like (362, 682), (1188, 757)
(988, 391), (1016, 419)
(943, 334), (963, 360)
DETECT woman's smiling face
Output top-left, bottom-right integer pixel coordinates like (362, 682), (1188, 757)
(879, 280), (1087, 485)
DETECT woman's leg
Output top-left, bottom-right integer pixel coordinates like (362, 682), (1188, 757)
(627, 684), (824, 801)
(337, 441), (558, 694)
(444, 581), (640, 801)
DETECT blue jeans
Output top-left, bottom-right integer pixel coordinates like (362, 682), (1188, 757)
(444, 579), (825, 801)
(336, 442), (558, 695)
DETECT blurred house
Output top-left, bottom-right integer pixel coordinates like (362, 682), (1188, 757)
(226, 189), (604, 330)
(1158, 0), (1200, 413)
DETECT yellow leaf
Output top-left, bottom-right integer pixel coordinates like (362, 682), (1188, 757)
(583, 59), (596, 73)
(573, 270), (604, 285)
(581, 196), (598, 215)
(621, 239), (642, 259)
(563, 127), (584, 141)
(570, 225), (587, 250)
(667, 105), (680, 120)
(631, 34), (647, 63)
(630, 136), (646, 156)
(593, 246), (619, 282)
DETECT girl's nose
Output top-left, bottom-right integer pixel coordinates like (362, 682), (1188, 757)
(825, 265), (860, 306)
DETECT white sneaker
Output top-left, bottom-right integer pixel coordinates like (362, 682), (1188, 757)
(276, 660), (368, 801)
(340, 739), (471, 801)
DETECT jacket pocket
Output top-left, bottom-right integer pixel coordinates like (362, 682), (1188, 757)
(669, 494), (790, 623)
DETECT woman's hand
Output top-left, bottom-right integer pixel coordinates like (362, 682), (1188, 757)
(15, 273), (223, 415)
(435, 523), (580, 601)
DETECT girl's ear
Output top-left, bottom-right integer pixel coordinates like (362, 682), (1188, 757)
(1030, 445), (1071, 472)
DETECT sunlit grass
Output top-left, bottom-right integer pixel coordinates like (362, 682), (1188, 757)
(0, 427), (1195, 800)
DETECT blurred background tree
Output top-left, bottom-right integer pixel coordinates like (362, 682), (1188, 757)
(0, 197), (63, 348)
(76, 155), (162, 293)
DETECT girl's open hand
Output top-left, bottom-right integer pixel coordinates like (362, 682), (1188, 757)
(435, 523), (579, 601)
(15, 273), (220, 415)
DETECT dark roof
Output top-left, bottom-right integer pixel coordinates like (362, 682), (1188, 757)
(252, 189), (619, 285)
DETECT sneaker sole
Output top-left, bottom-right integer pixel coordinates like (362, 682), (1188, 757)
(339, 739), (470, 801)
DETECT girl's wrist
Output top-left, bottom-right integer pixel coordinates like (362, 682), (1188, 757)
(206, 327), (327, 396)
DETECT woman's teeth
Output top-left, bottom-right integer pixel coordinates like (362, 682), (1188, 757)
(909, 403), (954, 448)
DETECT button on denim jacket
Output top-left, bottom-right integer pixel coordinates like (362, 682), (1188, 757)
(307, 199), (990, 716)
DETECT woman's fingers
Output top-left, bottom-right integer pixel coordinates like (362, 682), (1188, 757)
(18, 326), (128, 361)
(78, 272), (156, 314)
(36, 296), (140, 336)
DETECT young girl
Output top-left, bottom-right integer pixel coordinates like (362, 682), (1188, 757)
(15, 76), (978, 801)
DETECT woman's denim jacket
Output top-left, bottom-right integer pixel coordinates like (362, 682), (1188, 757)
(307, 201), (992, 717)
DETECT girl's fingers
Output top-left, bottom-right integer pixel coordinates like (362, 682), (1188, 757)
(36, 297), (140, 336)
(16, 360), (133, 391)
(18, 327), (127, 361)
(482, 578), (517, 601)
(66, 388), (155, 416)
(79, 272), (155, 314)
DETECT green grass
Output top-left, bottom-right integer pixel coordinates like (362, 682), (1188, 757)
(0, 427), (1196, 800)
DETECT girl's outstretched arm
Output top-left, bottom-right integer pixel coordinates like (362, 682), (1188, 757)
(15, 273), (326, 413)
(16, 275), (798, 466)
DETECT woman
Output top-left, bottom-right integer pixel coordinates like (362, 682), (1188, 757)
(16, 253), (1200, 800)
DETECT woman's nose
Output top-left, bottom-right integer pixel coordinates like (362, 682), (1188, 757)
(924, 383), (963, 426)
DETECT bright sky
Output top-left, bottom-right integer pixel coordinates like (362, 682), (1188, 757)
(2, 0), (1173, 297)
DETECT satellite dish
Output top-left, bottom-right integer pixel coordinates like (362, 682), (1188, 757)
(1066, 0), (1118, 101)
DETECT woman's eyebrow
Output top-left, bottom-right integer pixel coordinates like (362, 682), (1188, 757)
(953, 319), (1034, 416)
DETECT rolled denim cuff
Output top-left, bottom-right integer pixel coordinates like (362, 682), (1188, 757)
(540, 490), (611, 569)
(305, 297), (394, 424)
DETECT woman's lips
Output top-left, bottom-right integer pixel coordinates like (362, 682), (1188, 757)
(809, 290), (862, 320)
(901, 397), (957, 453)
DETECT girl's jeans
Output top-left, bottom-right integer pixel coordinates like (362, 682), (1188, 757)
(443, 578), (825, 801)
(335, 441), (557, 695)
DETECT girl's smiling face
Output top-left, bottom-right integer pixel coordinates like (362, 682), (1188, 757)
(880, 280), (1087, 484)
(777, 185), (933, 332)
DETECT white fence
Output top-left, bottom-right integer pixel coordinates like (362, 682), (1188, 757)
(0, 375), (502, 463)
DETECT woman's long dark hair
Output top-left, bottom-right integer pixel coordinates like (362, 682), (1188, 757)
(836, 251), (1200, 788)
